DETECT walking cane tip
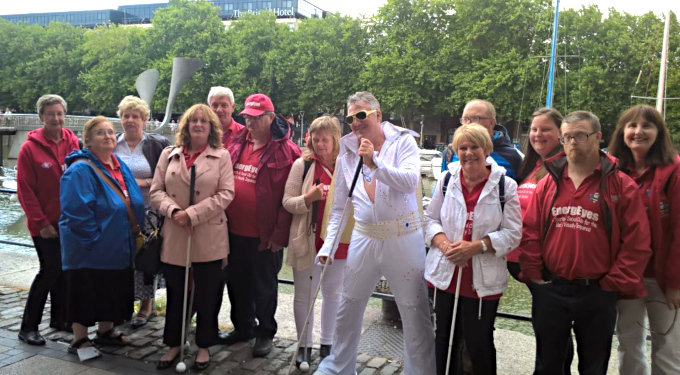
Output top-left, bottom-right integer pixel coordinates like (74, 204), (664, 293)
(175, 361), (187, 373)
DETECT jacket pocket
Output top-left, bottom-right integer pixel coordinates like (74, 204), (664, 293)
(478, 253), (507, 287)
(424, 249), (454, 290)
(288, 231), (311, 260)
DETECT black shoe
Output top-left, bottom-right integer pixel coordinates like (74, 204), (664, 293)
(296, 346), (313, 368)
(157, 350), (180, 370)
(193, 358), (210, 371)
(218, 330), (254, 346)
(252, 337), (273, 357)
(319, 344), (331, 359)
(18, 330), (46, 346)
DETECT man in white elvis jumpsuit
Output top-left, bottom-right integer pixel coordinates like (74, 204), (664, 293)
(314, 91), (435, 375)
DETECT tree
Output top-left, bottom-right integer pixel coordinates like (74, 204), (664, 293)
(143, 0), (226, 114)
(79, 25), (150, 115)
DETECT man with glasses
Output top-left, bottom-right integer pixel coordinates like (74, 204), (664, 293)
(207, 86), (243, 147)
(220, 93), (301, 357)
(442, 99), (523, 181)
(519, 111), (651, 374)
(314, 92), (435, 375)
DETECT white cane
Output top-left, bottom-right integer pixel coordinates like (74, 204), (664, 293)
(296, 273), (314, 372)
(287, 158), (364, 375)
(176, 164), (196, 374)
(445, 267), (463, 375)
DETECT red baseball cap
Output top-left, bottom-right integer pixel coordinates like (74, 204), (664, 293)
(239, 93), (275, 116)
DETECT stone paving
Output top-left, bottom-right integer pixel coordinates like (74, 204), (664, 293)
(0, 285), (404, 374)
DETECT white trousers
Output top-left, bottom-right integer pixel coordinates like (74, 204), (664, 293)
(316, 231), (436, 375)
(293, 260), (347, 347)
(617, 278), (680, 375)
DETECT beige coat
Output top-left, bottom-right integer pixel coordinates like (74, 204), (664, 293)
(150, 146), (234, 267)
(282, 158), (317, 271)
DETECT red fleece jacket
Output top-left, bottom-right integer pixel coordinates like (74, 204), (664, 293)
(519, 151), (652, 299)
(16, 127), (80, 236)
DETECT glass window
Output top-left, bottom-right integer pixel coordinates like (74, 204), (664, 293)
(263, 1), (272, 9)
(223, 3), (233, 11)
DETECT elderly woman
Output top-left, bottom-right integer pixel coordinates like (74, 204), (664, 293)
(424, 124), (522, 375)
(150, 104), (234, 371)
(16, 94), (79, 345)
(60, 116), (145, 355)
(114, 95), (171, 329)
(283, 116), (348, 368)
(608, 105), (680, 375)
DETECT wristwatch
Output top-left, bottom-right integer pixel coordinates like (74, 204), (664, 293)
(480, 239), (488, 254)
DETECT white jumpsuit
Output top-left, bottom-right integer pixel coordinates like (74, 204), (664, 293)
(315, 122), (436, 375)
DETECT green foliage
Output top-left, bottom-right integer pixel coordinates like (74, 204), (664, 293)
(79, 25), (149, 115)
(0, 0), (678, 141)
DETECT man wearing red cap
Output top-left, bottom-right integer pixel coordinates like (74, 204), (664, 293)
(220, 93), (301, 357)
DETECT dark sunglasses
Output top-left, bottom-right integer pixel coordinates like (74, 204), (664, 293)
(345, 109), (377, 125)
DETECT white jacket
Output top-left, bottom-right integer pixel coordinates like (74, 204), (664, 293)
(317, 121), (422, 261)
(424, 157), (522, 297)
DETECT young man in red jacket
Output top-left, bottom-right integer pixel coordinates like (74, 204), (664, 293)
(220, 93), (301, 357)
(519, 111), (651, 375)
(16, 94), (80, 345)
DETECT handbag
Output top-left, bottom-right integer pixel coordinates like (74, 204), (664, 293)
(136, 210), (163, 276)
(75, 159), (145, 252)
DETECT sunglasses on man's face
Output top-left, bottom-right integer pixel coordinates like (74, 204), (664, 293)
(345, 109), (377, 125)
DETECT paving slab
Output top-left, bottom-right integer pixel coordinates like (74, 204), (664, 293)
(0, 354), (87, 375)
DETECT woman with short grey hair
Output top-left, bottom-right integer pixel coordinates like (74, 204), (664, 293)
(16, 94), (80, 345)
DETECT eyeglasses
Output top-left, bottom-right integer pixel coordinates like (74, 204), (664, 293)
(93, 129), (115, 137)
(460, 116), (492, 124)
(559, 131), (598, 145)
(243, 112), (274, 121)
(345, 110), (377, 125)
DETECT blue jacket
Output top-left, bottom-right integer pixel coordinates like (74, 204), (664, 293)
(59, 149), (145, 271)
(442, 124), (523, 181)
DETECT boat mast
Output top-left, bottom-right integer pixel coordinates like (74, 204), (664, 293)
(545, 0), (560, 108)
(656, 10), (671, 116)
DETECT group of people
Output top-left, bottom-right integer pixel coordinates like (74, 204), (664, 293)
(13, 89), (679, 375)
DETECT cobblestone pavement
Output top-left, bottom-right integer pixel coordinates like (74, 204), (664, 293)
(0, 285), (404, 374)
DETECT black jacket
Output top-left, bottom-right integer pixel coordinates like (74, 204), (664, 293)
(142, 133), (172, 174)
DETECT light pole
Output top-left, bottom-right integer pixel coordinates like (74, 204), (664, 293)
(299, 111), (305, 146)
(419, 115), (425, 148)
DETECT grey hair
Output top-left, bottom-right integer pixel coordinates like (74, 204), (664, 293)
(563, 110), (601, 132)
(466, 99), (496, 119)
(347, 91), (381, 111)
(36, 94), (67, 115)
(207, 86), (235, 105)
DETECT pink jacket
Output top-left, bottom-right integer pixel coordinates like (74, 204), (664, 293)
(150, 146), (235, 266)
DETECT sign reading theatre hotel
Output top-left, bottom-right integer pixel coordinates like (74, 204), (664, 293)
(232, 8), (296, 18)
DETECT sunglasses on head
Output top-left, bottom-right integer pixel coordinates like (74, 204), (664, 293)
(345, 109), (377, 125)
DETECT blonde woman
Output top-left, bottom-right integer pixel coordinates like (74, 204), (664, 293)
(283, 116), (348, 368)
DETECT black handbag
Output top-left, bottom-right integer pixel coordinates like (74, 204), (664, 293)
(135, 210), (163, 276)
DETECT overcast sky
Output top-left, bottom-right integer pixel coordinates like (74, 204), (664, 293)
(0, 0), (678, 19)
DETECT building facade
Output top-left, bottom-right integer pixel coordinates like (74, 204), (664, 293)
(1, 0), (325, 28)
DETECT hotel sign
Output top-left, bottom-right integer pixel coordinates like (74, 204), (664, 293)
(233, 7), (296, 18)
